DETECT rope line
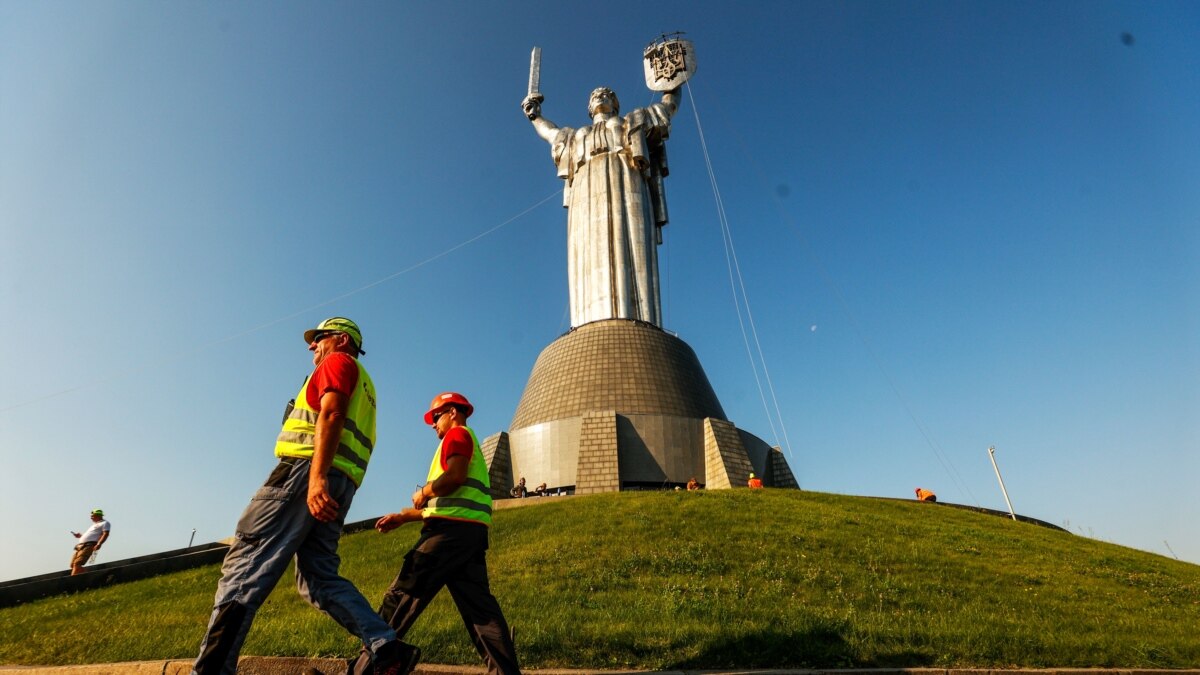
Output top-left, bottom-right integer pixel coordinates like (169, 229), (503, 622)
(0, 190), (561, 415)
(686, 83), (797, 469)
(697, 91), (978, 505)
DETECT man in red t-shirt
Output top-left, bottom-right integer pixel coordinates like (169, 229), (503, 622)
(357, 393), (521, 675)
(194, 318), (418, 675)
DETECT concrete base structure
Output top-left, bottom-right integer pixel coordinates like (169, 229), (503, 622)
(482, 319), (797, 495)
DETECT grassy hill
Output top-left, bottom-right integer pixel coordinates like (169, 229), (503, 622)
(2, 490), (1198, 669)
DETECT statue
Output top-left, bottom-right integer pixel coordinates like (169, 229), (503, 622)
(521, 40), (693, 328)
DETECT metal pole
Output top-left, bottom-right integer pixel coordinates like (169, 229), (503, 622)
(988, 446), (1017, 521)
(189, 528), (196, 548)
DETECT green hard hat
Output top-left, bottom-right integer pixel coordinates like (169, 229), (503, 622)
(303, 317), (364, 354)
(91, 509), (104, 517)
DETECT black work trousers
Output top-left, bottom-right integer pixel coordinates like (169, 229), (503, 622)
(356, 518), (521, 675)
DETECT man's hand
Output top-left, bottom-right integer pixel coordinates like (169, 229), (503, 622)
(307, 476), (341, 522)
(375, 508), (422, 533)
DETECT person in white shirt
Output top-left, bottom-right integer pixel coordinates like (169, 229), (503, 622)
(70, 509), (111, 575)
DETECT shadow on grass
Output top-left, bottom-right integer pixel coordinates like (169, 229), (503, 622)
(666, 626), (935, 670)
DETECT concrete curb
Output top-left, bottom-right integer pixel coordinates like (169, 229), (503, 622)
(1, 662), (1197, 675)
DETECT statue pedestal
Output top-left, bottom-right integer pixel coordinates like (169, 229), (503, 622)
(481, 319), (797, 496)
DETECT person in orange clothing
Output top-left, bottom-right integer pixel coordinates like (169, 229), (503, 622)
(915, 487), (937, 502)
(747, 472), (764, 489)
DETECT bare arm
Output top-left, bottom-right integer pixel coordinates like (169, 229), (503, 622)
(659, 87), (681, 118)
(94, 530), (110, 549)
(522, 95), (560, 143)
(375, 508), (423, 533)
(308, 389), (349, 522)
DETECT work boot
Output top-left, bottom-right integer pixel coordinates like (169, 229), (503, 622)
(373, 640), (421, 675)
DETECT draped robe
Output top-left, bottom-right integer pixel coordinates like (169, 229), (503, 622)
(549, 102), (673, 327)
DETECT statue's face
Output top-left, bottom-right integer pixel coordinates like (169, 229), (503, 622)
(588, 87), (619, 116)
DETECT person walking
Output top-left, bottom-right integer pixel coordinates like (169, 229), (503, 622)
(356, 392), (521, 675)
(192, 317), (418, 675)
(70, 509), (111, 575)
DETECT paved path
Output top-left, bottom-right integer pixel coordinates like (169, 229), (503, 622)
(1, 661), (1197, 675)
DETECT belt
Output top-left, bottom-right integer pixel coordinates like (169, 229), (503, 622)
(74, 542), (97, 551)
(278, 456), (345, 477)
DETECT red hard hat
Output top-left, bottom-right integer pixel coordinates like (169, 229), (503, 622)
(423, 392), (473, 424)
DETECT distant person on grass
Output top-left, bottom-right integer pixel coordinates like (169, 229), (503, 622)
(192, 318), (417, 675)
(355, 392), (521, 675)
(509, 477), (527, 498)
(70, 509), (110, 575)
(686, 477), (700, 491)
(915, 487), (937, 502)
(748, 472), (764, 489)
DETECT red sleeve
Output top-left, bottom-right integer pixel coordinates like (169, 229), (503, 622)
(439, 426), (474, 471)
(306, 352), (359, 410)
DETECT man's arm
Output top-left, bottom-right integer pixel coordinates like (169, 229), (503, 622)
(375, 508), (423, 533)
(411, 454), (470, 509)
(308, 389), (349, 522)
(94, 530), (110, 549)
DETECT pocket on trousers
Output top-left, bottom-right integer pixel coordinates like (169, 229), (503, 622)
(264, 460), (294, 488)
(235, 485), (292, 544)
(395, 548), (441, 596)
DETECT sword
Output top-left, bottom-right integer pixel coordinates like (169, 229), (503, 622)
(527, 46), (542, 99)
(525, 46), (543, 120)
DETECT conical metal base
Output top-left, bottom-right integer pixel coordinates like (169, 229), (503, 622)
(481, 319), (796, 496)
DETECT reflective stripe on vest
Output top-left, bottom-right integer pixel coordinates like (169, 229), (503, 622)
(274, 359), (377, 486)
(422, 426), (492, 526)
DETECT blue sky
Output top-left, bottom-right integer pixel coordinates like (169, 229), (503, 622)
(1, 1), (1197, 581)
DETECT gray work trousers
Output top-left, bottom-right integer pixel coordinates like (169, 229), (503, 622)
(193, 457), (396, 674)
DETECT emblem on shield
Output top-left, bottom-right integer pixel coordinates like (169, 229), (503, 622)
(643, 35), (697, 91)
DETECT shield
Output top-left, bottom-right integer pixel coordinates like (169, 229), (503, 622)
(643, 37), (696, 91)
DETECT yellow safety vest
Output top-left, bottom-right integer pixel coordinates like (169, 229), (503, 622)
(274, 358), (377, 486)
(423, 426), (492, 526)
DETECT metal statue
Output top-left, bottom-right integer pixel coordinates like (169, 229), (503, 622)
(521, 38), (695, 328)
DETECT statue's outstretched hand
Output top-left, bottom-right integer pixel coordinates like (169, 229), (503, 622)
(522, 94), (544, 120)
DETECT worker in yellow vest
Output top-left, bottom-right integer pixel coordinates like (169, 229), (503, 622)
(193, 318), (417, 675)
(357, 392), (521, 675)
(915, 487), (937, 502)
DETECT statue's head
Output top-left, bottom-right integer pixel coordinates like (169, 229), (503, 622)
(588, 87), (620, 116)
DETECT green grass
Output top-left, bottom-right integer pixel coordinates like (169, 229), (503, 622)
(3, 490), (1198, 668)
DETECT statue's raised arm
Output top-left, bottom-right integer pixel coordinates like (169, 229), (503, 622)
(521, 94), (559, 143)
